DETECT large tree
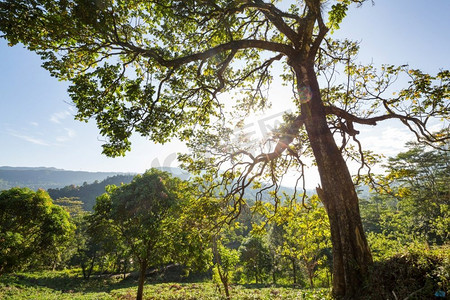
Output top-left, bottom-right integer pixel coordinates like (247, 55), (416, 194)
(1, 1), (448, 298)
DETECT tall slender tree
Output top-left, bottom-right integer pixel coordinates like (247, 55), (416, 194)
(1, 1), (448, 297)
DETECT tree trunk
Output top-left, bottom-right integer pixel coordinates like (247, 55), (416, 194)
(307, 263), (315, 289)
(292, 258), (297, 285)
(86, 253), (96, 280)
(217, 266), (230, 299)
(81, 262), (87, 279)
(295, 64), (373, 299)
(136, 260), (147, 300)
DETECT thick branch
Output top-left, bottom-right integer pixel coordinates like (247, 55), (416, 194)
(309, 18), (328, 60)
(117, 39), (294, 68)
(325, 105), (448, 146)
(325, 105), (403, 126)
(252, 0), (300, 45)
(254, 113), (306, 163)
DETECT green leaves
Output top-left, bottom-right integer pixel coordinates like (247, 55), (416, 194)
(0, 188), (74, 273)
(327, 3), (348, 32)
(263, 195), (331, 287)
(92, 169), (205, 269)
(0, 0), (327, 156)
(362, 141), (450, 247)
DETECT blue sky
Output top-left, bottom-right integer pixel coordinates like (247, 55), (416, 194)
(0, 0), (449, 188)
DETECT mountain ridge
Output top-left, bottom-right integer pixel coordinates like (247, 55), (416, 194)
(0, 166), (192, 191)
(0, 166), (135, 190)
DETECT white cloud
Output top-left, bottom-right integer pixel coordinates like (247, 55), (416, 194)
(65, 128), (76, 138)
(428, 122), (448, 134)
(30, 122), (39, 127)
(56, 128), (76, 142)
(8, 130), (49, 146)
(50, 111), (71, 124)
(359, 126), (413, 157)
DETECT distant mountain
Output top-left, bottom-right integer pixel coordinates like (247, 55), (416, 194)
(0, 166), (133, 190)
(0, 166), (64, 171)
(3, 166), (373, 211)
(0, 166), (192, 211)
(156, 166), (191, 181)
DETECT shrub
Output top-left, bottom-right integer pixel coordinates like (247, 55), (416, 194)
(362, 245), (449, 300)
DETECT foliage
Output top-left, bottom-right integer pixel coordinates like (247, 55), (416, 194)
(1, 1), (448, 297)
(356, 141), (450, 298)
(91, 168), (201, 299)
(0, 188), (74, 274)
(93, 170), (183, 261)
(212, 239), (240, 299)
(383, 142), (449, 244)
(54, 197), (85, 217)
(69, 211), (128, 279)
(365, 232), (405, 261)
(48, 175), (134, 211)
(363, 245), (450, 300)
(239, 235), (272, 284)
(361, 142), (450, 248)
(267, 196), (331, 287)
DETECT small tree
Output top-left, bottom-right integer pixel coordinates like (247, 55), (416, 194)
(276, 196), (331, 288)
(212, 237), (239, 299)
(71, 214), (100, 279)
(0, 188), (74, 274)
(92, 169), (189, 300)
(239, 235), (272, 284)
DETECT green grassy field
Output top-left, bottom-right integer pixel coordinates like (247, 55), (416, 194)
(0, 270), (331, 299)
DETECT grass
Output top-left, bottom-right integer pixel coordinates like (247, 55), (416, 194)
(0, 270), (332, 299)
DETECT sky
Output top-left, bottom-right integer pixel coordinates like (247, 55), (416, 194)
(0, 0), (449, 188)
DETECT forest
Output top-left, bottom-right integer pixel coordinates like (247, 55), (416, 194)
(0, 0), (449, 299)
(0, 141), (448, 299)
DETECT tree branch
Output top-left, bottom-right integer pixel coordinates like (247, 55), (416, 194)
(252, 0), (300, 45)
(117, 39), (294, 68)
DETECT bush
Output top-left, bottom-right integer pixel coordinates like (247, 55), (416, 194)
(362, 245), (449, 300)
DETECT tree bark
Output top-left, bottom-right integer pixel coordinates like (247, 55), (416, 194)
(307, 263), (315, 289)
(136, 260), (148, 300)
(295, 63), (373, 299)
(292, 258), (297, 285)
(217, 266), (230, 299)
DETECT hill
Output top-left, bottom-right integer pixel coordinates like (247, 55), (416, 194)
(47, 174), (135, 211)
(0, 166), (132, 190)
(1, 166), (321, 211)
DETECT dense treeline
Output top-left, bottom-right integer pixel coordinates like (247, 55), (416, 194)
(48, 174), (135, 210)
(0, 142), (449, 299)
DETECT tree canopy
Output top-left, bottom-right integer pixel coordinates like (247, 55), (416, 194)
(91, 169), (197, 300)
(363, 142), (450, 247)
(0, 188), (74, 274)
